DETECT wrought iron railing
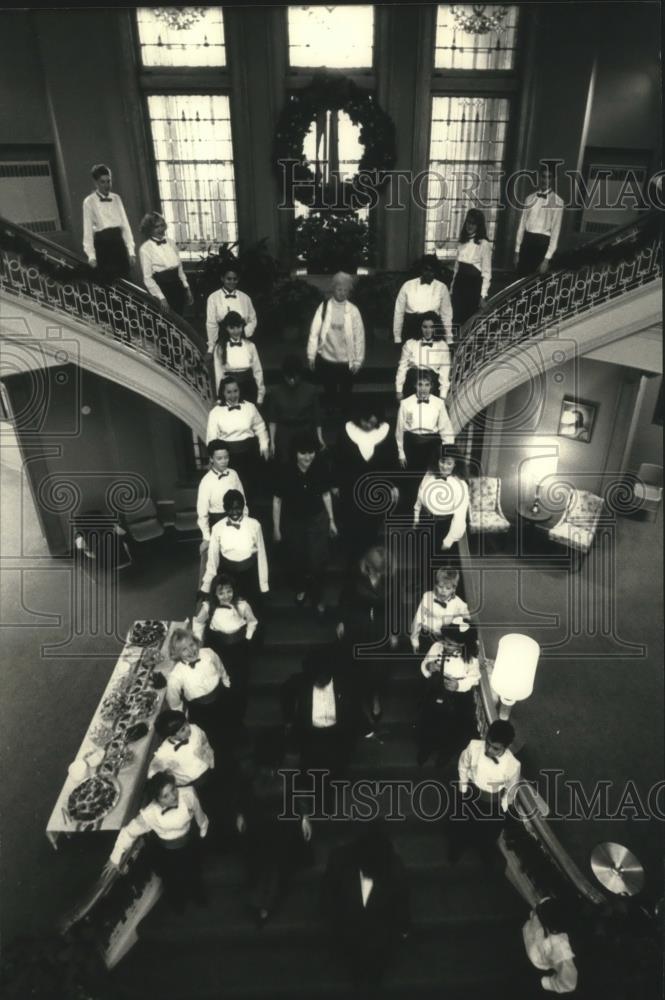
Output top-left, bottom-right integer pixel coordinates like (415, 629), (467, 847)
(452, 213), (663, 397)
(0, 217), (213, 405)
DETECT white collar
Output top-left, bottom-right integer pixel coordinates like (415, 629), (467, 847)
(345, 421), (389, 461)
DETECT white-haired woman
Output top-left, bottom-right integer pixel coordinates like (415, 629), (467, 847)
(139, 211), (193, 316)
(306, 272), (365, 415)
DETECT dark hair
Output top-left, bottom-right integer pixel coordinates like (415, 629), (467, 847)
(415, 311), (443, 341)
(487, 719), (515, 748)
(303, 645), (334, 686)
(221, 264), (240, 279)
(351, 397), (385, 427)
(439, 621), (478, 662)
(210, 572), (239, 609)
(140, 211), (165, 240)
(354, 824), (394, 878)
(144, 770), (176, 803)
(155, 710), (187, 740)
(414, 368), (434, 385)
(292, 430), (319, 457)
(282, 354), (304, 377)
(537, 897), (570, 936)
(218, 375), (243, 403)
(207, 439), (229, 460)
(416, 254), (443, 280)
(430, 445), (466, 478)
(216, 311), (246, 366)
(458, 208), (488, 245)
(223, 489), (245, 512)
(91, 163), (111, 181)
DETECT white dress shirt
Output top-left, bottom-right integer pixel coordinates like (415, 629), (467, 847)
(205, 402), (269, 452)
(522, 910), (578, 993)
(110, 785), (208, 865)
(414, 473), (469, 547)
(193, 599), (258, 641)
(395, 338), (451, 398)
(393, 278), (453, 344)
(420, 644), (481, 693)
(395, 395), (455, 461)
(453, 239), (493, 299)
(139, 238), (189, 301)
(166, 647), (230, 712)
(196, 468), (246, 542)
(515, 190), (564, 260)
(410, 592), (470, 649)
(212, 340), (265, 403)
(148, 724), (215, 786)
(360, 871), (374, 908)
(206, 289), (257, 350)
(458, 739), (521, 812)
(307, 300), (365, 368)
(201, 515), (269, 593)
(82, 192), (134, 263)
(311, 679), (337, 728)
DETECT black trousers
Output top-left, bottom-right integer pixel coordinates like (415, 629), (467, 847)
(448, 785), (505, 863)
(93, 227), (130, 283)
(452, 262), (482, 330)
(217, 554), (263, 615)
(153, 267), (187, 315)
(147, 831), (206, 910)
(282, 509), (329, 604)
(416, 690), (476, 765)
(186, 687), (228, 755)
(218, 438), (262, 506)
(316, 356), (354, 414)
(205, 629), (251, 725)
(517, 232), (550, 277)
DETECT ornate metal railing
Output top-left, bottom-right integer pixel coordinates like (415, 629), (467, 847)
(452, 213), (663, 396)
(0, 217), (213, 405)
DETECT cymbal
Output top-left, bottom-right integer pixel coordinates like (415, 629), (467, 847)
(590, 842), (645, 896)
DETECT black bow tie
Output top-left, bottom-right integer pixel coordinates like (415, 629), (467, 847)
(446, 649), (462, 659)
(228, 341), (242, 348)
(421, 341), (434, 347)
(172, 739), (189, 751)
(536, 191), (549, 199)
(436, 474), (449, 480)
(484, 752), (500, 764)
(216, 471), (229, 479)
(226, 520), (241, 529)
(224, 291), (237, 299)
(152, 238), (167, 245)
(217, 603), (234, 610)
(433, 598), (447, 608)
(97, 195), (112, 202)
(161, 803), (179, 814)
(417, 398), (430, 405)
(186, 658), (200, 668)
(226, 404), (241, 411)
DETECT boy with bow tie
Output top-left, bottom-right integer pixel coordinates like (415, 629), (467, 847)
(514, 162), (564, 277)
(410, 567), (470, 653)
(82, 163), (135, 282)
(148, 710), (215, 789)
(197, 440), (246, 578)
(396, 372), (455, 509)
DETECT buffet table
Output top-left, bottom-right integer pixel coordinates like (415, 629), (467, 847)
(46, 620), (183, 848)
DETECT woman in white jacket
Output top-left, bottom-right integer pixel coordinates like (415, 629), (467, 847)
(306, 272), (365, 415)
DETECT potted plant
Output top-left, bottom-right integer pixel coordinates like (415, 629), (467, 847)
(294, 210), (371, 275)
(352, 270), (406, 339)
(189, 238), (284, 318)
(268, 277), (323, 342)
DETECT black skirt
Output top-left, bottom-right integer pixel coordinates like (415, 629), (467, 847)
(93, 227), (130, 282)
(153, 266), (187, 315)
(452, 262), (482, 330)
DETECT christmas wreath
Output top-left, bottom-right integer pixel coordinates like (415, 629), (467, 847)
(273, 72), (397, 210)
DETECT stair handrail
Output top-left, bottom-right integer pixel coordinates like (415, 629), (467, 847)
(451, 211), (663, 400)
(0, 217), (213, 406)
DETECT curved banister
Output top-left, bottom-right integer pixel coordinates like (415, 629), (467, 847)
(451, 212), (663, 405)
(0, 217), (213, 407)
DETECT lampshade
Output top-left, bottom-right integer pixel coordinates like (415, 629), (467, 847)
(491, 634), (540, 703)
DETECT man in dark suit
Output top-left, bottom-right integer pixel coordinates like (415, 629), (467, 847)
(322, 825), (411, 989)
(280, 646), (363, 811)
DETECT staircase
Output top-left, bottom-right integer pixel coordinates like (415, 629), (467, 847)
(107, 553), (535, 1000)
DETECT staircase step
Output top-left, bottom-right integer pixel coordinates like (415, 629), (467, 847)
(110, 921), (533, 1000)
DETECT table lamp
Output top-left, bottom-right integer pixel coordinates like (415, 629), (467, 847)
(490, 633), (540, 720)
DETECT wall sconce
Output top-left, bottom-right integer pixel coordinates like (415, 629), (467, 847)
(490, 633), (540, 720)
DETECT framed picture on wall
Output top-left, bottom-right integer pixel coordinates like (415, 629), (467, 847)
(558, 397), (597, 443)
